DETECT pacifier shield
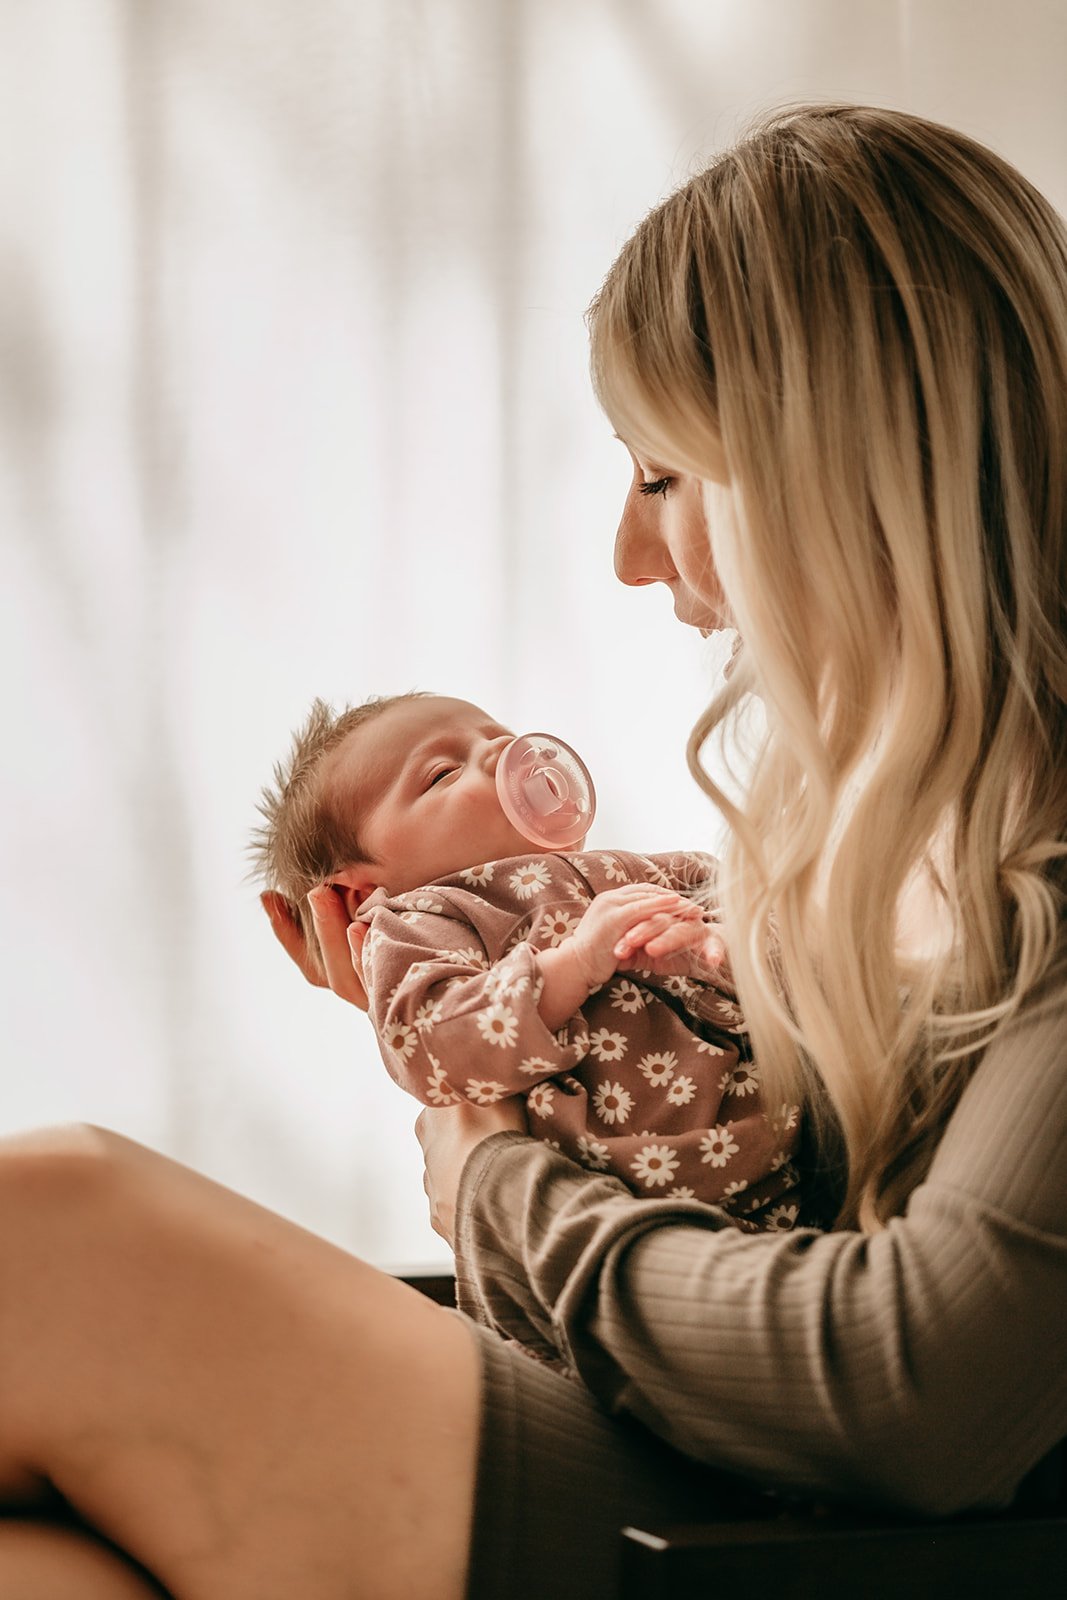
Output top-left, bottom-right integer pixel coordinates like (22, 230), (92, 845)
(496, 732), (596, 849)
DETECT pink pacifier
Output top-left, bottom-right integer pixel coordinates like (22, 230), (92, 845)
(496, 733), (596, 850)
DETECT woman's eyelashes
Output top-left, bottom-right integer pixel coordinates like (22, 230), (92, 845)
(639, 476), (673, 497)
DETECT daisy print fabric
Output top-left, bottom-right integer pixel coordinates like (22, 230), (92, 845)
(358, 849), (802, 1227)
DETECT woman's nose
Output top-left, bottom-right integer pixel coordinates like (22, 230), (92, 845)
(614, 496), (674, 588)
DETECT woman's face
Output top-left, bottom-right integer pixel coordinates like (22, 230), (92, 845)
(613, 441), (733, 635)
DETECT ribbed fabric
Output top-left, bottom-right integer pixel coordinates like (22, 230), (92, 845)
(462, 1315), (734, 1600)
(456, 980), (1067, 1549)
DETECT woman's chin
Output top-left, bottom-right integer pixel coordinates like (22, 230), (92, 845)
(698, 625), (743, 678)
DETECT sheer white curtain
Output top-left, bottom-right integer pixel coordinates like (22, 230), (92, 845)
(2, 0), (1064, 1267)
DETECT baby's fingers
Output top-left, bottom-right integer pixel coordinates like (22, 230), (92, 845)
(613, 908), (690, 958)
(643, 918), (710, 959)
(604, 890), (685, 935)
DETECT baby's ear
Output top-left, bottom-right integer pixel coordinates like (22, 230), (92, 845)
(328, 865), (384, 924)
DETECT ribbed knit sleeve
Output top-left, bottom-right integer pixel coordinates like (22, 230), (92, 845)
(454, 985), (1067, 1515)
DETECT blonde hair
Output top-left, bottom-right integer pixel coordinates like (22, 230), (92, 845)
(590, 104), (1067, 1226)
(249, 692), (426, 977)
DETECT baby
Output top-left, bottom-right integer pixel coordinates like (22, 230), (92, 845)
(252, 691), (801, 1226)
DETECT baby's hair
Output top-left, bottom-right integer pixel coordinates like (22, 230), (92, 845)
(249, 691), (428, 977)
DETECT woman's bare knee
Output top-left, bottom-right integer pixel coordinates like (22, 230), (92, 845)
(0, 1520), (169, 1598)
(0, 1123), (138, 1212)
(0, 1127), (481, 1598)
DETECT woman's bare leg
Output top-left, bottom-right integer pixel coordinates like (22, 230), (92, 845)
(0, 1521), (168, 1598)
(0, 1126), (481, 1600)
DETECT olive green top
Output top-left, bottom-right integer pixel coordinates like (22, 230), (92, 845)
(455, 980), (1067, 1514)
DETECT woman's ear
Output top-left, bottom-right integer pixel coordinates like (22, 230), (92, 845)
(328, 866), (386, 924)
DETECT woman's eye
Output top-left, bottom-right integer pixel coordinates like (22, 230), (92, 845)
(639, 476), (673, 498)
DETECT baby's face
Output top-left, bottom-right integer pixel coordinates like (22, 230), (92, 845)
(325, 696), (538, 894)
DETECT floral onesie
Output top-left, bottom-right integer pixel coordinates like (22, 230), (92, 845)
(359, 849), (801, 1227)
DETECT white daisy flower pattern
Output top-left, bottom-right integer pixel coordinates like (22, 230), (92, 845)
(771, 1102), (801, 1134)
(589, 1029), (628, 1064)
(593, 1081), (634, 1126)
(436, 945), (489, 970)
(576, 1135), (610, 1170)
(537, 908), (581, 947)
(414, 998), (443, 1033)
(510, 861), (552, 899)
(662, 974), (698, 1001)
(486, 961), (528, 1002)
(465, 1079), (508, 1104)
(362, 850), (803, 1220)
(719, 1062), (760, 1097)
(638, 1051), (677, 1087)
(475, 1004), (519, 1049)
(502, 924), (533, 955)
(527, 1083), (555, 1118)
(700, 1126), (740, 1167)
(459, 863), (494, 886)
(425, 1065), (462, 1105)
(631, 1143), (681, 1189)
(610, 979), (646, 1013)
(519, 1055), (556, 1077)
(381, 1021), (416, 1061)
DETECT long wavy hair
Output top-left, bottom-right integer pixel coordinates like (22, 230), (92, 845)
(589, 104), (1067, 1226)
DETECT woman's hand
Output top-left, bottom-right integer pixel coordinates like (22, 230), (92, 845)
(260, 887), (370, 1012)
(416, 1100), (528, 1248)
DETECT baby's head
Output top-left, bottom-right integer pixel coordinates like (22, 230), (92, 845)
(251, 692), (538, 977)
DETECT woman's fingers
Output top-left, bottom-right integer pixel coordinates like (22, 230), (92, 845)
(416, 1100), (528, 1245)
(260, 889), (370, 1010)
(306, 887), (369, 1011)
(260, 891), (329, 988)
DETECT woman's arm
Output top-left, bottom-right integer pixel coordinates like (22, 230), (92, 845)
(453, 985), (1067, 1516)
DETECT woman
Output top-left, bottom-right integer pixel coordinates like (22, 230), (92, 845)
(1, 104), (1064, 1598)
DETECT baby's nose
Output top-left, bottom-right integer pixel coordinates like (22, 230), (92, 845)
(481, 734), (512, 775)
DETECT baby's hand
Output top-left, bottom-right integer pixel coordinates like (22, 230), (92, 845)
(612, 895), (726, 981)
(570, 884), (708, 989)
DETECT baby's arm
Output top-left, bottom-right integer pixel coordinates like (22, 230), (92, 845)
(363, 893), (591, 1104)
(537, 883), (721, 1031)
